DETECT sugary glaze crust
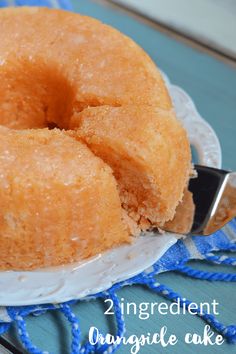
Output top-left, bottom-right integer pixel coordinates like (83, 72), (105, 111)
(0, 127), (130, 269)
(0, 7), (191, 269)
(0, 7), (171, 129)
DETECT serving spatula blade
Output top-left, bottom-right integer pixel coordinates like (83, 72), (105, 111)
(164, 165), (236, 236)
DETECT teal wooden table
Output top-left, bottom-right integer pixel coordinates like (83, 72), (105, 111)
(3, 0), (236, 353)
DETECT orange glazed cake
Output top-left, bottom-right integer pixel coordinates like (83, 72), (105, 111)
(0, 7), (191, 270)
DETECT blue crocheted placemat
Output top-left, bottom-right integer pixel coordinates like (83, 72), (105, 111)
(0, 1), (236, 353)
(0, 221), (235, 353)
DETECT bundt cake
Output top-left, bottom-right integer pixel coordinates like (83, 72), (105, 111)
(0, 7), (191, 270)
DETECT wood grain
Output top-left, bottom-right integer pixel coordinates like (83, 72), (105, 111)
(111, 0), (236, 60)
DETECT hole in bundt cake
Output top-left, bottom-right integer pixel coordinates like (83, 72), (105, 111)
(0, 59), (76, 130)
(48, 121), (60, 130)
(0, 58), (122, 131)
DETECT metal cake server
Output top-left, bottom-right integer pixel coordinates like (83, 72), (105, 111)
(164, 165), (236, 236)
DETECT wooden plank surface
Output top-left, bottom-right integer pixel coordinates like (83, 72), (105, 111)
(111, 0), (236, 60)
(2, 0), (236, 352)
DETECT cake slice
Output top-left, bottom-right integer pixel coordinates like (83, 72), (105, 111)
(69, 105), (191, 228)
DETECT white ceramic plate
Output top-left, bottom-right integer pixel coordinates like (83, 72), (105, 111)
(0, 73), (222, 306)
